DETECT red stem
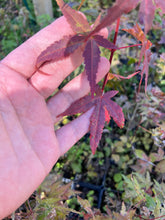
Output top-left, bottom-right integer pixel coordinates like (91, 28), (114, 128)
(119, 44), (142, 49)
(113, 17), (120, 44)
(102, 17), (120, 92)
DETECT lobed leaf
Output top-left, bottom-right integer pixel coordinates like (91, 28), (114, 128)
(103, 91), (124, 128)
(58, 95), (95, 117)
(90, 0), (140, 36)
(123, 24), (152, 93)
(94, 35), (119, 50)
(103, 90), (119, 99)
(91, 14), (102, 31)
(123, 23), (152, 46)
(138, 0), (156, 33)
(115, 0), (140, 13)
(83, 38), (101, 98)
(90, 99), (105, 154)
(137, 0), (165, 34)
(36, 35), (85, 68)
(59, 89), (124, 154)
(56, 0), (91, 34)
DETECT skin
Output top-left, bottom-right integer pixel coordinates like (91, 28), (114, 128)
(0, 16), (109, 218)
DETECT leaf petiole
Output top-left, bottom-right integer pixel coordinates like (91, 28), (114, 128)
(118, 43), (142, 50)
(102, 17), (120, 92)
(109, 70), (140, 80)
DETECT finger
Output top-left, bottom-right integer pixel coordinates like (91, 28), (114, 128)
(56, 108), (93, 156)
(1, 16), (74, 78)
(0, 64), (60, 171)
(47, 57), (110, 123)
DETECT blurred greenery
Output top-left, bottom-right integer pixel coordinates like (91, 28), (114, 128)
(0, 0), (56, 59)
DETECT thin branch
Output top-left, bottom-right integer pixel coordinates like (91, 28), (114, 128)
(102, 17), (120, 92)
(119, 43), (142, 49)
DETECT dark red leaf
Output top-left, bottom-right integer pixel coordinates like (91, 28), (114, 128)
(92, 14), (101, 31)
(58, 90), (124, 154)
(123, 24), (152, 93)
(90, 99), (105, 154)
(94, 35), (119, 50)
(103, 91), (124, 128)
(65, 35), (86, 55)
(137, 0), (165, 34)
(83, 38), (101, 98)
(36, 35), (85, 68)
(115, 0), (140, 13)
(103, 90), (119, 99)
(89, 91), (124, 153)
(90, 0), (140, 36)
(95, 84), (103, 96)
(56, 0), (91, 33)
(58, 95), (95, 117)
(138, 0), (156, 33)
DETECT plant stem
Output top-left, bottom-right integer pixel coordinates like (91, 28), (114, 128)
(77, 0), (85, 10)
(102, 17), (120, 92)
(119, 44), (142, 49)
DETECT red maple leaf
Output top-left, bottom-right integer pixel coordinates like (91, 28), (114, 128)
(36, 0), (165, 95)
(123, 23), (152, 93)
(83, 38), (101, 98)
(137, 0), (165, 33)
(36, 35), (86, 68)
(56, 0), (91, 34)
(36, 0), (141, 97)
(115, 0), (165, 34)
(89, 0), (140, 36)
(138, 0), (156, 34)
(58, 89), (124, 154)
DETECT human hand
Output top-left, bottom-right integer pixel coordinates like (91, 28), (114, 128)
(0, 16), (109, 218)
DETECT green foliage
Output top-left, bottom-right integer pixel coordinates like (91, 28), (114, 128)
(0, 5), (30, 58)
(55, 141), (91, 175)
(122, 172), (165, 219)
(0, 1), (53, 59)
(28, 175), (80, 220)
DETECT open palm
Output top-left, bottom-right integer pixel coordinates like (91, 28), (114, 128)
(0, 16), (109, 218)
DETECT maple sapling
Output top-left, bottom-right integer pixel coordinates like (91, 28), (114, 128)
(36, 0), (163, 154)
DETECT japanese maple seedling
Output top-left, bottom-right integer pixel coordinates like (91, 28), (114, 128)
(36, 0), (165, 154)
